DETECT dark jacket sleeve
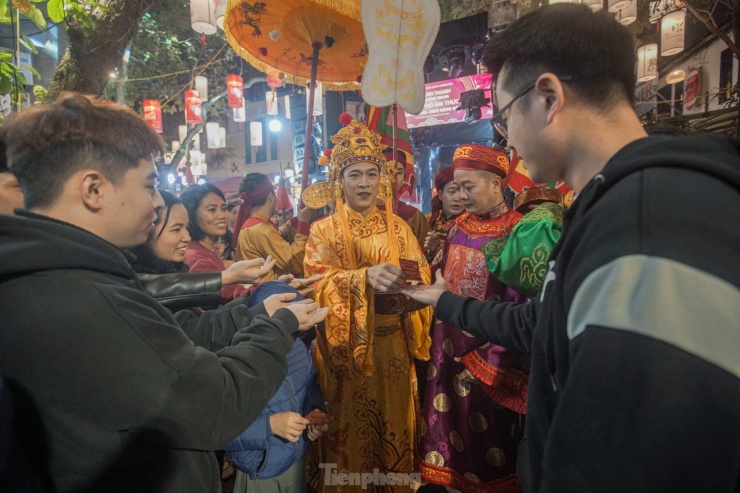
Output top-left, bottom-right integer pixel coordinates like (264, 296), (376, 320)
(435, 291), (537, 353)
(172, 298), (266, 352)
(137, 272), (222, 311)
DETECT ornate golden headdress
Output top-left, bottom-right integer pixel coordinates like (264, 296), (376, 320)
(301, 117), (400, 268)
(302, 119), (395, 209)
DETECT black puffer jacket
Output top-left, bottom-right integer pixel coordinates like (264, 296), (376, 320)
(0, 211), (297, 493)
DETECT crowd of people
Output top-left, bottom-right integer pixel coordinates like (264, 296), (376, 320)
(0, 4), (738, 493)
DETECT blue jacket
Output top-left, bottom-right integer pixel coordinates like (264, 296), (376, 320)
(224, 339), (324, 479)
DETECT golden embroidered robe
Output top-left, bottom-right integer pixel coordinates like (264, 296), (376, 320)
(304, 205), (433, 492)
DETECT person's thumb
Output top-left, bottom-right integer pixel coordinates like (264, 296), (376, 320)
(276, 292), (298, 303)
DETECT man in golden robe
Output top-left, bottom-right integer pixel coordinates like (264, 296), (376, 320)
(304, 120), (433, 492)
(232, 172), (311, 282)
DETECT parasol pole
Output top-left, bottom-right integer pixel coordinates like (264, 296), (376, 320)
(392, 103), (399, 206)
(301, 41), (323, 202)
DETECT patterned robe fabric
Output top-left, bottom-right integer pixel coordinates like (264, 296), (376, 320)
(420, 202), (528, 493)
(304, 205), (433, 492)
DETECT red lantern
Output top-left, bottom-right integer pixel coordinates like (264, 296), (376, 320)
(184, 90), (203, 124)
(267, 72), (283, 88)
(227, 75), (244, 108)
(142, 99), (163, 133)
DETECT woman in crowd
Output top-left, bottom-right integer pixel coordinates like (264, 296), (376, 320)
(182, 183), (251, 303)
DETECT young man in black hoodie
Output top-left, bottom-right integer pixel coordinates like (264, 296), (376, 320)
(403, 5), (740, 492)
(0, 93), (328, 493)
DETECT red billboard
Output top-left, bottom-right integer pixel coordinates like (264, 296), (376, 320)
(405, 73), (493, 128)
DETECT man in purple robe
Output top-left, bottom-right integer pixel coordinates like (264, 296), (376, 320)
(419, 144), (528, 493)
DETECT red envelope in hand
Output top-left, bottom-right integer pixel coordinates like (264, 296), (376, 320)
(305, 409), (332, 426)
(399, 259), (422, 282)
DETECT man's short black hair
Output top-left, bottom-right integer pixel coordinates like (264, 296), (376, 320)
(180, 183), (226, 241)
(239, 173), (271, 208)
(484, 4), (637, 110)
(4, 93), (163, 209)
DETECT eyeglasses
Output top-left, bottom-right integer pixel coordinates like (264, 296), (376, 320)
(490, 75), (573, 139)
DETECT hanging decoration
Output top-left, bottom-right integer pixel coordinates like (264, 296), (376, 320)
(190, 0), (217, 37)
(195, 76), (209, 101)
(616, 1), (636, 25)
(360, 0), (440, 115)
(219, 126), (227, 149)
(192, 133), (201, 151)
(184, 90), (203, 124)
(284, 95), (291, 119)
(206, 122), (221, 148)
(266, 90), (278, 116)
(250, 121), (263, 147)
(583, 0), (603, 11)
(179, 125), (188, 143)
(214, 0), (227, 29)
(142, 100), (163, 133)
(307, 81), (323, 116)
(267, 72), (283, 89)
(661, 9), (686, 56)
(636, 44), (658, 83)
(233, 97), (246, 122)
(171, 141), (180, 152)
(608, 0), (631, 13)
(227, 74), (244, 108)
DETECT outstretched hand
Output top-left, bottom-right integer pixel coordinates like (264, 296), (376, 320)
(222, 256), (276, 286)
(400, 269), (447, 307)
(277, 273), (325, 295)
(284, 299), (329, 330)
(367, 263), (406, 293)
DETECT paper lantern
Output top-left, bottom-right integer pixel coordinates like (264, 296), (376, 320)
(189, 149), (202, 166)
(307, 82), (323, 116)
(171, 141), (180, 152)
(191, 134), (201, 151)
(666, 69), (686, 85)
(661, 9), (685, 56)
(616, 1), (636, 25)
(250, 121), (263, 147)
(214, 0), (226, 29)
(219, 126), (226, 149)
(190, 0), (216, 35)
(179, 125), (188, 143)
(227, 75), (244, 108)
(267, 72), (283, 88)
(194, 76), (209, 101)
(636, 44), (658, 83)
(233, 97), (246, 122)
(206, 122), (221, 148)
(184, 90), (203, 124)
(266, 90), (278, 116)
(284, 95), (291, 119)
(608, 0), (630, 13)
(583, 0), (603, 11)
(142, 99), (163, 133)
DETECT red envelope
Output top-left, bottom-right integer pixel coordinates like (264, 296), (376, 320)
(305, 409), (332, 426)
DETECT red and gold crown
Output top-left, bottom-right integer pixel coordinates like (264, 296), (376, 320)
(452, 144), (510, 178)
(327, 120), (391, 181)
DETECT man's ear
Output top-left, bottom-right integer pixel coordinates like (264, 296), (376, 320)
(79, 170), (106, 211)
(492, 175), (502, 190)
(534, 73), (565, 125)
